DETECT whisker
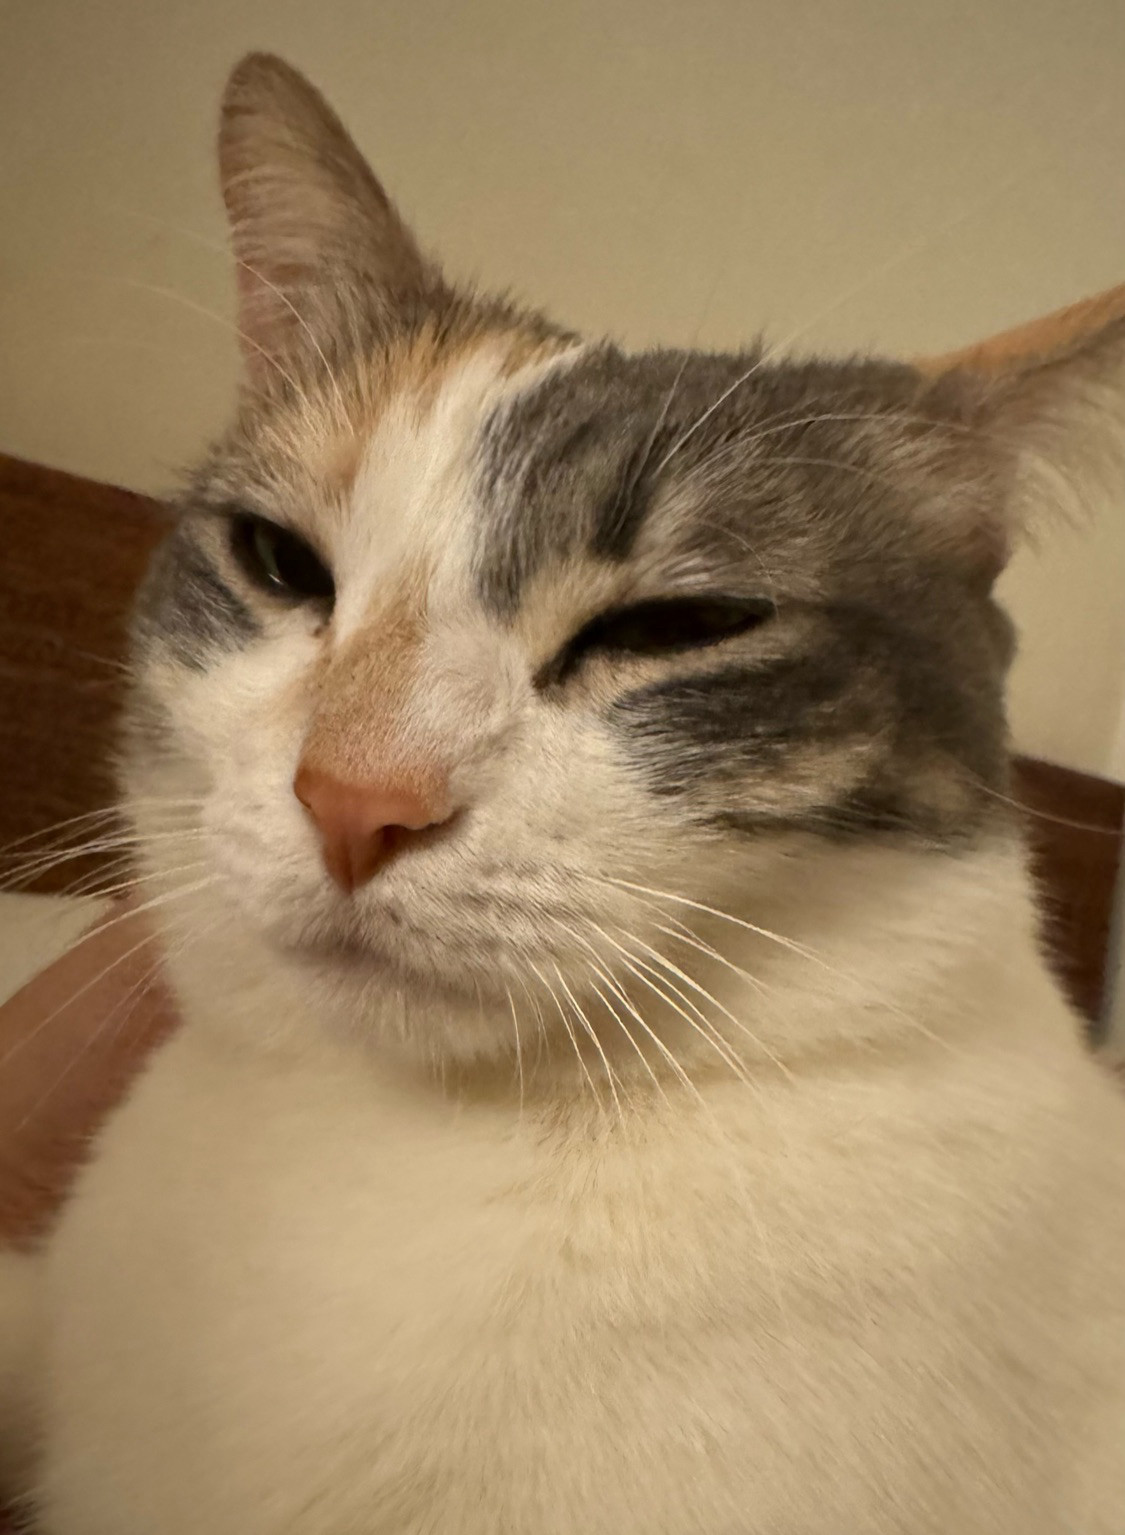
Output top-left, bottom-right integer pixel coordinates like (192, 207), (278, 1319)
(2, 828), (208, 890)
(115, 206), (353, 426)
(513, 972), (550, 1069)
(610, 940), (753, 1087)
(623, 952), (754, 1087)
(654, 81), (1119, 481)
(13, 954), (163, 1133)
(651, 918), (773, 1001)
(601, 874), (949, 1052)
(649, 921), (794, 1043)
(584, 968), (670, 1107)
(14, 912), (221, 1133)
(553, 963), (626, 1124)
(555, 919), (704, 1103)
(527, 960), (601, 1112)
(4, 856), (205, 914)
(120, 279), (311, 410)
(622, 927), (793, 1082)
(506, 988), (526, 1117)
(973, 773), (1124, 837)
(67, 862), (210, 906)
(698, 449), (910, 502)
(577, 912), (752, 1087)
(0, 798), (202, 860)
(3, 834), (191, 882)
(0, 877), (216, 1075)
(45, 854), (138, 904)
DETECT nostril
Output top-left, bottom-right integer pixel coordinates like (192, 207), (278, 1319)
(293, 765), (317, 812)
(378, 811), (459, 863)
(379, 823), (411, 861)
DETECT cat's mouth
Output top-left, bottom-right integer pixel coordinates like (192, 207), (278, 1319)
(220, 843), (593, 1003)
(289, 926), (411, 975)
(262, 899), (527, 1003)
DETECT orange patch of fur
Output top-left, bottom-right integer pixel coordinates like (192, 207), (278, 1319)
(357, 317), (568, 442)
(298, 563), (445, 802)
(245, 316), (569, 518)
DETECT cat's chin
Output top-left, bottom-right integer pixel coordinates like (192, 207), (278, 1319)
(266, 921), (505, 1010)
(201, 861), (516, 1010)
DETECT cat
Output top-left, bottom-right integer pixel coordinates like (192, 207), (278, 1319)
(1, 49), (1124, 1534)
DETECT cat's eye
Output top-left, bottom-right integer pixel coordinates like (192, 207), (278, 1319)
(228, 514), (335, 604)
(543, 594), (775, 685)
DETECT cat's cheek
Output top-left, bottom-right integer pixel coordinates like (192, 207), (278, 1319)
(141, 632), (324, 896)
(169, 629), (319, 765)
(504, 711), (685, 879)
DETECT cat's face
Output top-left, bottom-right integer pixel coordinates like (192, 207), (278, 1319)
(131, 318), (1011, 1015)
(123, 56), (1123, 1060)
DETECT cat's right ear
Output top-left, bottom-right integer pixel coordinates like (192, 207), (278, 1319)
(914, 283), (1125, 580)
(218, 54), (439, 389)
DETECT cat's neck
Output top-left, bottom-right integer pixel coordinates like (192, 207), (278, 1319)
(156, 833), (1063, 1099)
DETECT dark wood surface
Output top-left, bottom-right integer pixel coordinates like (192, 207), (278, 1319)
(0, 451), (1121, 1031)
(0, 454), (167, 894)
(1012, 756), (1124, 1035)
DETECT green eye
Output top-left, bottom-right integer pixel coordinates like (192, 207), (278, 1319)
(229, 514), (335, 604)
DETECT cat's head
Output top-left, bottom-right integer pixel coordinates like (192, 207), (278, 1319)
(126, 55), (1125, 1067)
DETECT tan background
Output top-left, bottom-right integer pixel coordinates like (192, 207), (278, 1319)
(2, 0), (1124, 779)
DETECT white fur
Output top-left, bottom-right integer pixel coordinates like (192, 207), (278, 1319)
(0, 1251), (38, 1504)
(8, 350), (1125, 1533)
(29, 848), (1125, 1534)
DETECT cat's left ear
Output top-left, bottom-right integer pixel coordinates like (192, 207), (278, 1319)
(916, 283), (1125, 579)
(218, 53), (442, 388)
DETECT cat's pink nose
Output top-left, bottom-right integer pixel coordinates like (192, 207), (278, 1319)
(293, 764), (450, 893)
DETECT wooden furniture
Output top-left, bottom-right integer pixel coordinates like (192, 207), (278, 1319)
(0, 454), (167, 895)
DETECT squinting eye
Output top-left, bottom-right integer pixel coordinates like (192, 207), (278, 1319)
(543, 594), (775, 685)
(229, 514), (335, 604)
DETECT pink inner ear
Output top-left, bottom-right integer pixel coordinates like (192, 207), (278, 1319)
(230, 256), (312, 381)
(912, 280), (1125, 582)
(218, 53), (436, 389)
(915, 281), (1125, 379)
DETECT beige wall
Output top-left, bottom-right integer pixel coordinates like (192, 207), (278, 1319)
(3, 0), (1124, 778)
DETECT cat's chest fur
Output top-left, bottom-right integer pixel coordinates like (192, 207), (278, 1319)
(39, 1009), (1125, 1535)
